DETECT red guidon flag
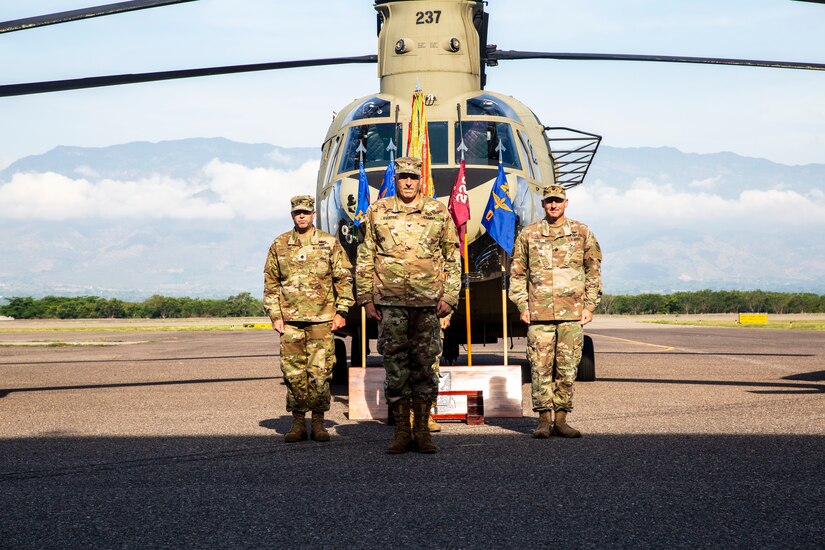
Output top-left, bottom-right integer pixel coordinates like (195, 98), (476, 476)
(448, 159), (471, 256)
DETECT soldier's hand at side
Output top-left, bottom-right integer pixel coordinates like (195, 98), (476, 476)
(520, 310), (531, 325)
(439, 316), (451, 330)
(436, 300), (453, 318)
(364, 302), (382, 321)
(272, 319), (284, 334)
(581, 309), (593, 326)
(332, 314), (346, 331)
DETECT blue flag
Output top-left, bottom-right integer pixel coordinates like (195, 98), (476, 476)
(378, 159), (396, 199)
(353, 159), (371, 227)
(481, 162), (516, 255)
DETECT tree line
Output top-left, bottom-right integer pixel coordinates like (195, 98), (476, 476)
(597, 290), (825, 315)
(0, 293), (263, 319)
(1, 290), (823, 319)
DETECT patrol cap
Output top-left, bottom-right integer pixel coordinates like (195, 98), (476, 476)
(542, 185), (567, 201)
(290, 195), (315, 213)
(395, 156), (422, 177)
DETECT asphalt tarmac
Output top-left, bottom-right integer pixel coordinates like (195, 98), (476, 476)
(1, 317), (823, 549)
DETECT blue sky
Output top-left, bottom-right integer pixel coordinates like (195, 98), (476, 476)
(2, 0), (824, 169)
(2, 2), (825, 296)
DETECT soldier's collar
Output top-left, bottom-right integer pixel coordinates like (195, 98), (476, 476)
(392, 195), (424, 213)
(541, 218), (571, 237)
(288, 226), (317, 245)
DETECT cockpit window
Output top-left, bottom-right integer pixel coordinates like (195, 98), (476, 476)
(466, 94), (521, 122)
(342, 97), (392, 125)
(428, 122), (448, 165)
(322, 136), (341, 186)
(516, 131), (534, 180)
(455, 121), (522, 169)
(339, 123), (402, 172)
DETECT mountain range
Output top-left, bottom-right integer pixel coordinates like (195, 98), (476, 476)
(1, 138), (823, 299)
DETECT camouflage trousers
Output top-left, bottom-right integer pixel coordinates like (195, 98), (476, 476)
(378, 306), (441, 404)
(279, 321), (334, 413)
(527, 321), (583, 412)
(432, 328), (444, 377)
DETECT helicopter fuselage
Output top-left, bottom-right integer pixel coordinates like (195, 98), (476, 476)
(315, 0), (598, 350)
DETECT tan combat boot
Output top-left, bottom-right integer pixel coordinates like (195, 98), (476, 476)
(310, 411), (330, 442)
(532, 410), (553, 439)
(428, 404), (442, 432)
(284, 411), (308, 443)
(553, 410), (582, 438)
(411, 396), (438, 454)
(387, 399), (412, 454)
(410, 408), (442, 432)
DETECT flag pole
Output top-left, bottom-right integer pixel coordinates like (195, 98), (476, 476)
(456, 103), (472, 366)
(361, 306), (367, 368)
(463, 238), (473, 366)
(357, 140), (368, 369)
(500, 247), (508, 366)
(481, 143), (514, 368)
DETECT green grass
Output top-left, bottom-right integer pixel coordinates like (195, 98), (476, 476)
(0, 342), (100, 347)
(646, 320), (825, 331)
(0, 324), (266, 334)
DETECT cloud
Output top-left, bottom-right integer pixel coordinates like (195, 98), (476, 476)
(0, 160), (320, 222)
(266, 149), (296, 165)
(204, 159), (318, 221)
(569, 178), (825, 231)
(688, 175), (721, 190)
(73, 165), (99, 178)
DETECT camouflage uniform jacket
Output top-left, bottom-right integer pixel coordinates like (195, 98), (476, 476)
(356, 195), (461, 308)
(509, 218), (602, 321)
(263, 227), (354, 322)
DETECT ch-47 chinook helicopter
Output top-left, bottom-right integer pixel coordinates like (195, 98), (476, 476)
(2, 0), (823, 380)
(315, 0), (606, 375)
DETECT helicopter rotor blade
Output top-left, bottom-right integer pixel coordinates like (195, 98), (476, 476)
(0, 0), (198, 34)
(489, 49), (825, 72)
(4, 46), (821, 99)
(0, 55), (378, 98)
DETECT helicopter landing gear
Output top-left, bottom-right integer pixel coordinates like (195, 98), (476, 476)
(331, 338), (348, 384)
(442, 329), (460, 366)
(576, 335), (596, 382)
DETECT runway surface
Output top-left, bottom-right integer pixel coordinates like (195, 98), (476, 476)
(1, 317), (823, 548)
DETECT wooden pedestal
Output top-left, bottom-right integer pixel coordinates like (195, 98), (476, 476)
(348, 365), (522, 420)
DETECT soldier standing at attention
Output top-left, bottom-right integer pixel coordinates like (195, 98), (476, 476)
(356, 156), (461, 454)
(263, 195), (354, 443)
(509, 185), (602, 438)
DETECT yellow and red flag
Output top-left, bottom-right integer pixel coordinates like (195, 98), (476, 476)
(406, 91), (434, 197)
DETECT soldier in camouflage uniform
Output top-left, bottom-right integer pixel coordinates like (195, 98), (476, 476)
(263, 195), (354, 443)
(356, 156), (461, 454)
(509, 185), (602, 438)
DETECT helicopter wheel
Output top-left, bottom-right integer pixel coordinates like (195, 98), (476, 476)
(442, 330), (460, 366)
(331, 338), (348, 385)
(576, 335), (596, 382)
